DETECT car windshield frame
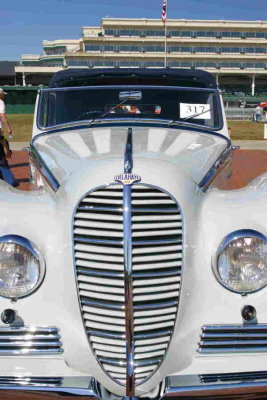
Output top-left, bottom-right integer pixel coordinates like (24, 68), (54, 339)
(37, 85), (223, 131)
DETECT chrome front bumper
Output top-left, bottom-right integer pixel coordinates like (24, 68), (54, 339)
(1, 374), (267, 399)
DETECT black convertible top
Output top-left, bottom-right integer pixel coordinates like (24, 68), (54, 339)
(49, 68), (217, 89)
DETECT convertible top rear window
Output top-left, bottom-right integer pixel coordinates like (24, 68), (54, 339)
(38, 86), (222, 130)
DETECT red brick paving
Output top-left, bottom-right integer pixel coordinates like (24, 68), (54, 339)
(6, 149), (267, 191)
(230, 150), (267, 189)
(8, 150), (30, 191)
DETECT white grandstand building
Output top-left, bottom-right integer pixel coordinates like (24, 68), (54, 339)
(16, 18), (267, 95)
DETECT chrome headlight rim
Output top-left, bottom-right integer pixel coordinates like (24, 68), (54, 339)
(0, 234), (46, 299)
(212, 229), (267, 295)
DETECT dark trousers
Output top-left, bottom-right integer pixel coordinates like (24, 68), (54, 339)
(0, 159), (17, 187)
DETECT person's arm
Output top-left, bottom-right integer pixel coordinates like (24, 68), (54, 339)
(0, 113), (13, 136)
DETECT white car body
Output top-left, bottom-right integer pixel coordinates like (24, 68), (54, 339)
(0, 69), (266, 399)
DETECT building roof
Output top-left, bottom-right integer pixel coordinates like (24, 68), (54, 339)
(49, 68), (217, 89)
(0, 61), (19, 77)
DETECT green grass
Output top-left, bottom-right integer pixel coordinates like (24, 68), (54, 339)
(2, 115), (266, 142)
(228, 121), (264, 140)
(4, 114), (33, 142)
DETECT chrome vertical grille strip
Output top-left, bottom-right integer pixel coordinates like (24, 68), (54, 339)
(123, 127), (135, 396)
(123, 184), (135, 396)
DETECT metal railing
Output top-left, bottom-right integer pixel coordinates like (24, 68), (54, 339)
(225, 108), (254, 120)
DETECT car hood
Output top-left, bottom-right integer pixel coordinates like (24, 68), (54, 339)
(33, 125), (229, 188)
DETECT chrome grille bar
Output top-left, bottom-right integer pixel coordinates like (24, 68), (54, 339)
(123, 183), (135, 396)
(198, 324), (267, 353)
(123, 127), (135, 397)
(0, 326), (63, 355)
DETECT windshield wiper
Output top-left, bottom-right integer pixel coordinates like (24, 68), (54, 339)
(169, 107), (211, 127)
(87, 98), (129, 127)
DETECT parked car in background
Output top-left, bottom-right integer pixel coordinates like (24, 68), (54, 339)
(0, 68), (267, 399)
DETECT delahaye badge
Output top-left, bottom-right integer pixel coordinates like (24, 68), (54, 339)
(114, 173), (141, 185)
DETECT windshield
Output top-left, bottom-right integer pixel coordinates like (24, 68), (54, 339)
(38, 85), (222, 130)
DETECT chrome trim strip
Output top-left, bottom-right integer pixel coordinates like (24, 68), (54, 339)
(200, 371), (267, 383)
(87, 330), (125, 340)
(134, 330), (172, 340)
(78, 206), (123, 212)
(0, 326), (63, 355)
(132, 238), (182, 246)
(133, 300), (178, 311)
(203, 324), (267, 331)
(198, 143), (232, 192)
(161, 375), (267, 399)
(74, 237), (123, 245)
(124, 127), (133, 173)
(133, 271), (179, 278)
(131, 208), (178, 213)
(212, 229), (267, 295)
(29, 144), (60, 192)
(0, 348), (63, 355)
(199, 346), (267, 353)
(0, 341), (61, 347)
(0, 326), (58, 333)
(78, 269), (124, 279)
(82, 299), (124, 310)
(0, 376), (100, 398)
(123, 127), (135, 397)
(198, 324), (267, 354)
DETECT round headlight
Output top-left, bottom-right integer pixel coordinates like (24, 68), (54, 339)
(213, 230), (267, 294)
(0, 235), (45, 299)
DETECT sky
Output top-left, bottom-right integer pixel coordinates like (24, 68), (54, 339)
(1, 0), (267, 61)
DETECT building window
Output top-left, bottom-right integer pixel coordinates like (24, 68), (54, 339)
(119, 45), (140, 52)
(144, 46), (164, 52)
(180, 31), (191, 37)
(145, 61), (164, 67)
(85, 45), (102, 52)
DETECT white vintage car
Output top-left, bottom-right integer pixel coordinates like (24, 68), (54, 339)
(0, 68), (267, 399)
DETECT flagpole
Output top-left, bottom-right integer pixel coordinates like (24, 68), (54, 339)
(161, 0), (167, 67)
(164, 0), (167, 68)
(164, 19), (167, 67)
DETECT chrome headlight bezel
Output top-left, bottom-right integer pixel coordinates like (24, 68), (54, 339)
(0, 235), (45, 299)
(212, 229), (267, 295)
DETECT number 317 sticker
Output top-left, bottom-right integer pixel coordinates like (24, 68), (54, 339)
(180, 103), (211, 119)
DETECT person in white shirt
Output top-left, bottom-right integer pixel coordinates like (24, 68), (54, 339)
(254, 105), (263, 123)
(0, 88), (13, 138)
(0, 88), (17, 187)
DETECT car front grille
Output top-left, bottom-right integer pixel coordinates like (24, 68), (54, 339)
(74, 184), (182, 386)
(198, 324), (267, 353)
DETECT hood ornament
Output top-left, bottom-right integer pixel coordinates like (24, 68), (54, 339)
(115, 127), (141, 185)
